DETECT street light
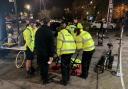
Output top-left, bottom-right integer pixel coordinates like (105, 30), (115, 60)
(90, 1), (93, 4)
(97, 11), (100, 14)
(86, 11), (89, 15)
(24, 4), (31, 19)
(25, 4), (31, 11)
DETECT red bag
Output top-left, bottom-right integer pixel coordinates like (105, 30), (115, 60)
(51, 64), (61, 70)
(71, 64), (82, 76)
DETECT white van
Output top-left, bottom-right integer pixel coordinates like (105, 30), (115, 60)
(91, 21), (116, 29)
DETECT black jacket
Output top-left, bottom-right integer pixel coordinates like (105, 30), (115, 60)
(35, 25), (55, 58)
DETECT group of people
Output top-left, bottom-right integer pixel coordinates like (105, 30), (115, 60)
(23, 17), (95, 86)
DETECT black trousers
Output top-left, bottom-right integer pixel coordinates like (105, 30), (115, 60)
(81, 50), (95, 79)
(37, 55), (49, 82)
(61, 54), (73, 83)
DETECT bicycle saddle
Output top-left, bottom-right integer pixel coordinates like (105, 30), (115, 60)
(107, 43), (113, 47)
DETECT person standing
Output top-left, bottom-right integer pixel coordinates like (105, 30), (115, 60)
(57, 22), (76, 86)
(74, 27), (95, 79)
(73, 17), (83, 30)
(35, 18), (55, 84)
(23, 20), (36, 78)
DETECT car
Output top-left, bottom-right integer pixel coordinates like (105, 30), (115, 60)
(90, 21), (116, 29)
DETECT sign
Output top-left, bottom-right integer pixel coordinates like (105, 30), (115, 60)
(107, 0), (113, 23)
(9, 0), (14, 2)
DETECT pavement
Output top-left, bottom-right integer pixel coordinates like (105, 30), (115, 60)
(0, 30), (128, 89)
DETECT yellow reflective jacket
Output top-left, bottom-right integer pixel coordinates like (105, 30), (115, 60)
(23, 26), (36, 52)
(75, 30), (95, 51)
(77, 23), (84, 32)
(77, 23), (83, 29)
(68, 25), (76, 37)
(57, 29), (76, 56)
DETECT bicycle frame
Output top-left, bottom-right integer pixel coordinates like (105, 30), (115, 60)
(94, 43), (114, 74)
(103, 43), (113, 71)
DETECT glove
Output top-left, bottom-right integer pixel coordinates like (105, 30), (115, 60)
(48, 57), (53, 64)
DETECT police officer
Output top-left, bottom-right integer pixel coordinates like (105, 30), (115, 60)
(57, 21), (76, 86)
(67, 23), (76, 37)
(73, 17), (83, 29)
(23, 20), (36, 78)
(74, 25), (95, 79)
(66, 17), (83, 37)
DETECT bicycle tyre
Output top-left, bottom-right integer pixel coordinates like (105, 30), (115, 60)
(15, 51), (25, 68)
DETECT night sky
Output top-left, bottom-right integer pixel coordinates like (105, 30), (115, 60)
(0, 0), (74, 14)
(114, 0), (128, 3)
(17, 0), (74, 10)
(0, 0), (128, 16)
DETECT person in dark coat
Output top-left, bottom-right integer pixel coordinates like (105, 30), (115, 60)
(35, 18), (55, 84)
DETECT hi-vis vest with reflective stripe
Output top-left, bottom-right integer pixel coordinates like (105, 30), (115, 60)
(77, 23), (83, 29)
(23, 26), (36, 52)
(75, 31), (95, 51)
(57, 29), (76, 56)
(66, 25), (76, 38)
(69, 25), (76, 34)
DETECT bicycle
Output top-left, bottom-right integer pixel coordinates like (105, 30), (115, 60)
(0, 45), (26, 69)
(15, 50), (26, 68)
(94, 43), (114, 74)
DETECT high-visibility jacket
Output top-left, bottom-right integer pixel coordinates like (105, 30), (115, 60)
(71, 58), (81, 67)
(65, 25), (76, 38)
(23, 26), (36, 52)
(74, 30), (95, 51)
(57, 29), (76, 56)
(76, 23), (84, 32)
(77, 23), (83, 29)
(68, 25), (76, 37)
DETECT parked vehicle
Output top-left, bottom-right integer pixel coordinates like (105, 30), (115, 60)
(90, 21), (116, 29)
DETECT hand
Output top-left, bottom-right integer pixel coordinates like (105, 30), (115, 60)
(48, 57), (53, 64)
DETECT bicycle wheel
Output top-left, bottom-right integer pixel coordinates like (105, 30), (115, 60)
(15, 51), (25, 68)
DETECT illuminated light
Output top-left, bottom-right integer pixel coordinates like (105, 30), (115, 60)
(9, 0), (14, 2)
(86, 12), (89, 15)
(20, 12), (23, 16)
(25, 4), (31, 10)
(97, 11), (100, 14)
(90, 1), (93, 4)
(81, 6), (84, 9)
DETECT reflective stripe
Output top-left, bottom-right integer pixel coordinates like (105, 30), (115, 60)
(59, 31), (75, 43)
(57, 39), (75, 43)
(76, 41), (82, 43)
(80, 32), (93, 44)
(61, 49), (76, 52)
(71, 58), (81, 63)
(57, 38), (63, 41)
(76, 38), (92, 43)
(58, 30), (76, 55)
(83, 38), (92, 43)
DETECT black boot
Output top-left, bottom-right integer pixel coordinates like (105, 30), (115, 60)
(30, 67), (35, 76)
(60, 80), (68, 86)
(25, 70), (31, 78)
